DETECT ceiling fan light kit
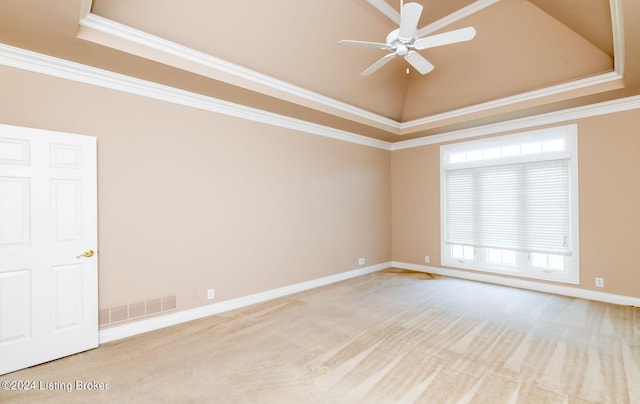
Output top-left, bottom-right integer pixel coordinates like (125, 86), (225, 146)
(339, 1), (477, 76)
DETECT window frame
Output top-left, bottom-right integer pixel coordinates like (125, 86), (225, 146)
(440, 125), (580, 284)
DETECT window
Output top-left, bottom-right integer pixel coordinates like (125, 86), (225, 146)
(441, 125), (579, 284)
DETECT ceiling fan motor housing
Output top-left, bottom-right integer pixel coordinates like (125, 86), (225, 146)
(386, 29), (411, 55)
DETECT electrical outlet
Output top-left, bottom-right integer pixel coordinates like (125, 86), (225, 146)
(207, 289), (215, 300)
(358, 258), (366, 266)
(425, 256), (430, 264)
(595, 278), (604, 288)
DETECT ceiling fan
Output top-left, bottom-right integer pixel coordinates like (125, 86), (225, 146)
(339, 1), (477, 76)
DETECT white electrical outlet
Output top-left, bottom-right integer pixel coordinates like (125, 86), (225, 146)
(595, 278), (604, 288)
(358, 258), (366, 266)
(207, 289), (215, 300)
(425, 256), (430, 264)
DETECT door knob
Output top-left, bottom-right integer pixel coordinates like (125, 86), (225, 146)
(76, 250), (95, 259)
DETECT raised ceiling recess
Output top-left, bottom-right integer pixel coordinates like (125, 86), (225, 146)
(70, 0), (635, 141)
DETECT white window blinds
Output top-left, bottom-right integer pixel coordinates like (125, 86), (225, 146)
(444, 158), (571, 255)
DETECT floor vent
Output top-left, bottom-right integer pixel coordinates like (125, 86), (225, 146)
(99, 295), (178, 326)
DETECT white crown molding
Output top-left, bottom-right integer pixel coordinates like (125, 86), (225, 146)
(392, 262), (640, 307)
(392, 94), (640, 150)
(610, 0), (625, 76)
(78, 13), (401, 133)
(367, 0), (400, 25)
(2, 41), (635, 153)
(407, 0), (626, 134)
(1, 0), (628, 147)
(0, 43), (392, 151)
(100, 262), (391, 343)
(76, 0), (625, 137)
(1, 42), (635, 153)
(78, 0), (92, 20)
(399, 71), (623, 133)
(417, 0), (501, 37)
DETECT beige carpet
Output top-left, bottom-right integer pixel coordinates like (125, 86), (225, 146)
(1, 269), (639, 403)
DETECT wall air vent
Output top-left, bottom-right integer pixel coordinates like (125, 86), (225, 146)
(98, 295), (178, 326)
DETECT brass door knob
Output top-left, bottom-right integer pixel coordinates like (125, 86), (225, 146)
(76, 250), (95, 259)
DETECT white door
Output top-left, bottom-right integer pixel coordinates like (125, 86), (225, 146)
(0, 124), (98, 375)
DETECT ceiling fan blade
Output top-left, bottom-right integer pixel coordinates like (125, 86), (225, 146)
(367, 0), (401, 25)
(339, 40), (390, 50)
(361, 53), (396, 76)
(398, 2), (423, 42)
(404, 51), (434, 74)
(413, 27), (477, 50)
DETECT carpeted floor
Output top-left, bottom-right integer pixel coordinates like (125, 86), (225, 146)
(1, 269), (639, 403)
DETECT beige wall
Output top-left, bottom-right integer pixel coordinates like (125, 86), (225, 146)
(2, 58), (639, 331)
(392, 109), (640, 298)
(0, 65), (391, 321)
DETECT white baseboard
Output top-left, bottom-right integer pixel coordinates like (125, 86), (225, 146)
(100, 260), (639, 344)
(392, 261), (640, 307)
(99, 262), (391, 344)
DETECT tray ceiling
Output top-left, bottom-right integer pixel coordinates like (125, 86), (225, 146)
(1, 0), (639, 142)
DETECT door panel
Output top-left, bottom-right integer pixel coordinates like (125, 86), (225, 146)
(0, 124), (97, 375)
(0, 177), (30, 246)
(52, 179), (82, 242)
(0, 269), (31, 343)
(0, 137), (30, 165)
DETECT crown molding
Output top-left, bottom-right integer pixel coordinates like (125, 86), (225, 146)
(77, 8), (625, 137)
(78, 13), (401, 134)
(610, 0), (625, 76)
(391, 94), (640, 150)
(78, 0), (92, 20)
(399, 71), (624, 132)
(367, 0), (400, 25)
(0, 43), (392, 151)
(1, 42), (637, 153)
(417, 0), (500, 37)
(402, 0), (625, 133)
(2, 40), (633, 153)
